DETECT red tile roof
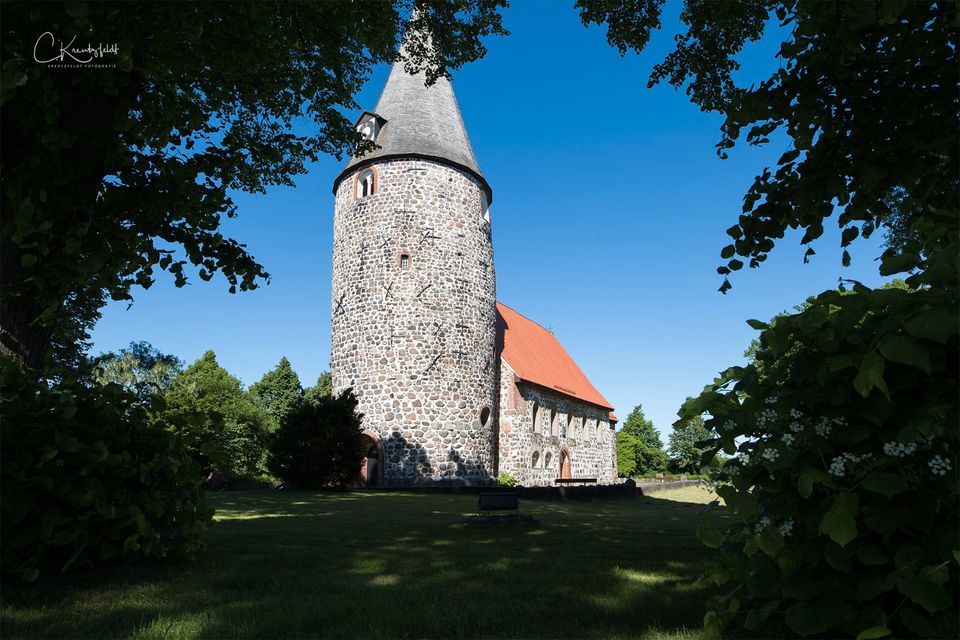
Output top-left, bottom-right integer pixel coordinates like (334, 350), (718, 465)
(496, 302), (614, 411)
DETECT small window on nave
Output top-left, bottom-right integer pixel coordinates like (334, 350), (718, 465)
(545, 452), (553, 468)
(532, 451), (540, 468)
(583, 418), (592, 442)
(550, 409), (558, 437)
(532, 402), (541, 434)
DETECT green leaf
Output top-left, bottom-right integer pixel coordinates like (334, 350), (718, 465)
(905, 309), (958, 343)
(853, 351), (889, 398)
(22, 568), (39, 583)
(856, 626), (892, 640)
(20, 253), (37, 267)
(697, 526), (724, 549)
(862, 473), (909, 499)
(820, 494), (859, 547)
(759, 528), (784, 557)
(856, 546), (887, 566)
(785, 601), (832, 636)
(864, 505), (911, 535)
(879, 252), (919, 276)
(746, 319), (769, 331)
(878, 335), (931, 373)
(897, 574), (951, 614)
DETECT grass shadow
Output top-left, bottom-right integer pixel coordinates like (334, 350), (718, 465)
(2, 491), (727, 639)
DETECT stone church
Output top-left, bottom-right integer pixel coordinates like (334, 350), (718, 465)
(330, 51), (617, 487)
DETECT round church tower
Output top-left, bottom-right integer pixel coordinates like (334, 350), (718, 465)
(330, 56), (497, 486)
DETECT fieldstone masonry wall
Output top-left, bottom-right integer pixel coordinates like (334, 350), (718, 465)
(332, 157), (498, 485)
(498, 359), (617, 486)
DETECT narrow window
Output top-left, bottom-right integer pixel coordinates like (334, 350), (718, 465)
(532, 451), (540, 468)
(532, 402), (540, 435)
(550, 409), (558, 437)
(358, 169), (375, 198)
(583, 418), (592, 442)
(399, 254), (410, 269)
(545, 452), (553, 469)
(479, 406), (491, 427)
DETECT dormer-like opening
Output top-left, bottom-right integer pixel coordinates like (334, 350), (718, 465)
(356, 111), (385, 144)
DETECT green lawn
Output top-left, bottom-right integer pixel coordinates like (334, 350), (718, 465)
(2, 489), (725, 639)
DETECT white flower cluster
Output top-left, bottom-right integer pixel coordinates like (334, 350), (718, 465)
(761, 448), (780, 463)
(883, 441), (917, 458)
(778, 518), (795, 537)
(815, 417), (832, 437)
(929, 455), (952, 476)
(829, 452), (872, 477)
(765, 394), (779, 405)
(789, 408), (803, 419)
(788, 421), (804, 433)
(720, 419), (735, 432)
(814, 416), (847, 438)
(756, 408), (778, 429)
(755, 515), (772, 533)
(782, 433), (796, 447)
(739, 453), (751, 465)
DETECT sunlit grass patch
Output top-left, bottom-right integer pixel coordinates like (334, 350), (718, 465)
(2, 491), (723, 639)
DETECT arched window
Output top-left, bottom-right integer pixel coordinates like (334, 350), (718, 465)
(531, 451), (540, 468)
(564, 414), (572, 438)
(531, 402), (540, 435)
(544, 452), (553, 469)
(357, 169), (375, 198)
(479, 406), (491, 428)
(550, 409), (558, 437)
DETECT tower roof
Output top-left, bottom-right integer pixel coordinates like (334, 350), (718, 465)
(334, 53), (491, 202)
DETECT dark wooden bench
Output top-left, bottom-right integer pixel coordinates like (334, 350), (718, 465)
(477, 491), (519, 515)
(554, 478), (597, 486)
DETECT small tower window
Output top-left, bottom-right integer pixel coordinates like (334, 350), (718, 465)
(357, 169), (375, 199)
(532, 451), (540, 469)
(545, 452), (553, 469)
(479, 406), (491, 427)
(399, 253), (410, 269)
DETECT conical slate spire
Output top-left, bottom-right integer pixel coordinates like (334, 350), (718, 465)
(337, 49), (490, 200)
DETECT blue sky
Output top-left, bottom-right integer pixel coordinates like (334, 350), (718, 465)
(90, 0), (890, 440)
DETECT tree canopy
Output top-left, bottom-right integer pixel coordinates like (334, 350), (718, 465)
(0, 0), (507, 370)
(666, 416), (711, 474)
(268, 389), (365, 489)
(159, 350), (269, 477)
(92, 341), (182, 403)
(616, 404), (668, 477)
(619, 404), (663, 450)
(249, 357), (303, 431)
(304, 372), (334, 406)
